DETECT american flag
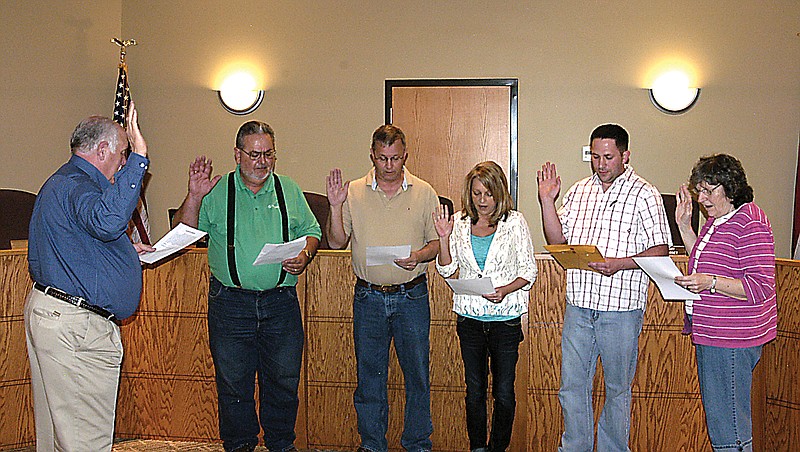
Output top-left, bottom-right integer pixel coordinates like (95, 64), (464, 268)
(114, 61), (151, 245)
(113, 63), (131, 126)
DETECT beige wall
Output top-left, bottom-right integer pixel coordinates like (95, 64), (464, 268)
(0, 1), (122, 189)
(2, 1), (799, 256)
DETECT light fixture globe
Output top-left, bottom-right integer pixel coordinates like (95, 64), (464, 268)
(649, 70), (700, 115)
(218, 72), (264, 115)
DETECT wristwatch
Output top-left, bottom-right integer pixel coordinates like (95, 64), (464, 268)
(303, 249), (315, 260)
(709, 276), (717, 294)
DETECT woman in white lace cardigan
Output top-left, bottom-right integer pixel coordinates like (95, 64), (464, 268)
(434, 161), (537, 452)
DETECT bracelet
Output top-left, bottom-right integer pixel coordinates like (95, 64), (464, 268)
(710, 276), (717, 294)
(303, 249), (315, 260)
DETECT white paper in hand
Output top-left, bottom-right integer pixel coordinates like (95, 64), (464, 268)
(253, 236), (308, 266)
(139, 223), (207, 265)
(633, 256), (701, 300)
(366, 245), (412, 266)
(445, 277), (495, 296)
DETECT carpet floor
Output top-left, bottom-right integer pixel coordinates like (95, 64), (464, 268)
(6, 439), (347, 451)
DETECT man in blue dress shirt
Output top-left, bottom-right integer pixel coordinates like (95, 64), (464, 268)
(25, 104), (152, 452)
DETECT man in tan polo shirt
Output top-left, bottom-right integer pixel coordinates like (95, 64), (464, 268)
(326, 124), (440, 452)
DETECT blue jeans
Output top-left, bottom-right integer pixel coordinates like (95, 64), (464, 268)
(352, 280), (433, 452)
(456, 315), (523, 452)
(558, 304), (644, 452)
(696, 344), (762, 452)
(208, 276), (303, 452)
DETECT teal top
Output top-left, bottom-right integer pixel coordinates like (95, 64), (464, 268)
(465, 231), (515, 322)
(471, 232), (495, 271)
(199, 168), (321, 290)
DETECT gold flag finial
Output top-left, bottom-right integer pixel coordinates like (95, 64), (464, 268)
(111, 38), (137, 64)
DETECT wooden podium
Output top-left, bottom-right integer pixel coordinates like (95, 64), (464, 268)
(2, 248), (799, 450)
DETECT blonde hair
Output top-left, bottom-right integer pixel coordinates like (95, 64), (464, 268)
(460, 161), (513, 225)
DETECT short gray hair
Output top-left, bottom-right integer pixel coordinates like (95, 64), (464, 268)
(70, 116), (120, 155)
(236, 121), (275, 149)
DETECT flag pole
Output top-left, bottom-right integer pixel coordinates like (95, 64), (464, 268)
(111, 38), (137, 65)
(111, 38), (151, 245)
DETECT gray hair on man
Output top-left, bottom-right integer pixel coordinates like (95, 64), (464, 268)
(236, 120), (275, 150)
(70, 116), (121, 155)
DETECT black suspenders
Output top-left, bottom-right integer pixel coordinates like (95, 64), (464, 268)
(226, 172), (290, 288)
(273, 175), (290, 286)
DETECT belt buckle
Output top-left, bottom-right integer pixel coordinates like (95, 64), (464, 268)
(376, 284), (399, 293)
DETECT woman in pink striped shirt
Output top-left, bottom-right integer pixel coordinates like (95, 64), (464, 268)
(674, 154), (777, 452)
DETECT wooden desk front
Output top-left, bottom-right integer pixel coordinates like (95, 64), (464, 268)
(2, 249), (799, 450)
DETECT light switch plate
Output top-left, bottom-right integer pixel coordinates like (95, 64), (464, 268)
(582, 145), (591, 162)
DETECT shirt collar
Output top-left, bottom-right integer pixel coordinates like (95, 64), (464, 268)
(713, 204), (741, 225)
(69, 154), (111, 189)
(368, 167), (410, 192)
(234, 165), (275, 196)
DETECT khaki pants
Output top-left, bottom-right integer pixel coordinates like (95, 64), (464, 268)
(24, 288), (123, 452)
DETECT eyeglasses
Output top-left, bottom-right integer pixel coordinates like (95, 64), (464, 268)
(373, 155), (405, 164)
(693, 183), (721, 197)
(238, 148), (276, 160)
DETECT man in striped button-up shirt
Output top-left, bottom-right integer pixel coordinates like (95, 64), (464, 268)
(537, 124), (671, 452)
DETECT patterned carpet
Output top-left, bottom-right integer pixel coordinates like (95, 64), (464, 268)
(7, 439), (346, 451)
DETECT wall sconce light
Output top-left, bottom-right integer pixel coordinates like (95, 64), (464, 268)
(649, 70), (700, 115)
(218, 72), (264, 115)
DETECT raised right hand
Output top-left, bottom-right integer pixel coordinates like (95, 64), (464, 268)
(188, 155), (221, 199)
(675, 185), (693, 229)
(326, 168), (349, 207)
(537, 162), (561, 204)
(433, 203), (454, 239)
(125, 101), (147, 157)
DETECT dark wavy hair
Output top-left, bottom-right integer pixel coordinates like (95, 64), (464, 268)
(460, 161), (513, 226)
(689, 154), (753, 208)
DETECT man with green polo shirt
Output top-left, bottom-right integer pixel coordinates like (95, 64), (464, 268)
(172, 121), (320, 452)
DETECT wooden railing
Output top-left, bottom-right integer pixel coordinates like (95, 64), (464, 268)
(2, 248), (799, 450)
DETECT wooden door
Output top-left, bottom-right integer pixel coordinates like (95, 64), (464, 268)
(385, 79), (523, 451)
(386, 79), (518, 212)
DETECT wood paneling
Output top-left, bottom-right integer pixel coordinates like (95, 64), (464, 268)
(764, 261), (800, 450)
(3, 249), (800, 450)
(0, 252), (33, 449)
(305, 384), (359, 448)
(304, 251), (355, 319)
(306, 319), (356, 383)
(631, 396), (707, 450)
(116, 376), (219, 441)
(115, 250), (218, 442)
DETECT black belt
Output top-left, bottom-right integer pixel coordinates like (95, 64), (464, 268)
(355, 274), (427, 293)
(33, 282), (118, 323)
